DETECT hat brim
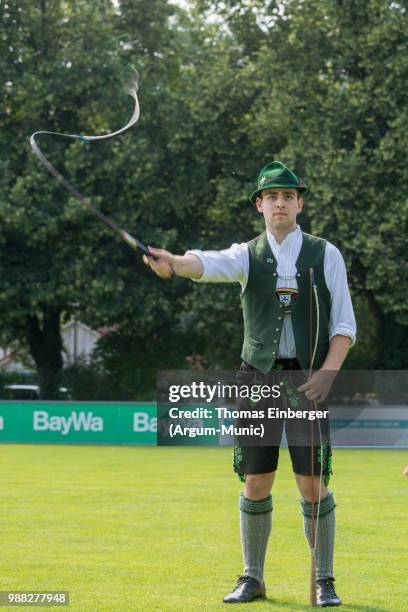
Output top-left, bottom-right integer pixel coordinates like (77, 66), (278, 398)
(250, 183), (308, 204)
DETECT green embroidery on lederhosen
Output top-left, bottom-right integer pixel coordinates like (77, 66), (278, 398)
(317, 442), (333, 486)
(285, 383), (300, 409)
(233, 444), (246, 482)
(279, 375), (301, 409)
(271, 363), (284, 371)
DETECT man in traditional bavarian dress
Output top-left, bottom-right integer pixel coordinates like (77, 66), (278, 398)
(143, 161), (356, 606)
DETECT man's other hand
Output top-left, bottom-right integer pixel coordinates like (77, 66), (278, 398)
(297, 370), (337, 403)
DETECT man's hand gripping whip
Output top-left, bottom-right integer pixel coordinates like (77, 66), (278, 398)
(308, 267), (324, 607)
(30, 68), (149, 256)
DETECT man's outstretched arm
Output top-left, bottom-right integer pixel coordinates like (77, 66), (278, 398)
(143, 247), (203, 280)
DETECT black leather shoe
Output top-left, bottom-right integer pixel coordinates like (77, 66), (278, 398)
(223, 575), (266, 603)
(317, 578), (342, 607)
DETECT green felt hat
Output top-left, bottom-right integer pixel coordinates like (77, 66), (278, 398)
(250, 160), (308, 203)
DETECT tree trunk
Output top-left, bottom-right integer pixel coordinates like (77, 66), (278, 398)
(26, 308), (63, 399)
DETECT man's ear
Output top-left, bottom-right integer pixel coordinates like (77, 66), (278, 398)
(255, 196), (263, 213)
(297, 197), (304, 214)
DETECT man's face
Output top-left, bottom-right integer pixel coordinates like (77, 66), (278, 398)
(255, 188), (303, 232)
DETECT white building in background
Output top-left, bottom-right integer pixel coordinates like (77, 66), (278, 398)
(0, 347), (29, 373)
(0, 321), (113, 373)
(62, 320), (102, 365)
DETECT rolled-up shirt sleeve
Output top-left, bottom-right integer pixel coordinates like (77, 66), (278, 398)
(185, 243), (249, 290)
(324, 243), (357, 346)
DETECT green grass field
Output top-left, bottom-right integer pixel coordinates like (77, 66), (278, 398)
(0, 445), (407, 611)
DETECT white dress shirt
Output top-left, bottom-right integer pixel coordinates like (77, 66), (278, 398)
(186, 225), (356, 358)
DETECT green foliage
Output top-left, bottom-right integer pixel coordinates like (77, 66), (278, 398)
(0, 0), (187, 395)
(0, 0), (406, 398)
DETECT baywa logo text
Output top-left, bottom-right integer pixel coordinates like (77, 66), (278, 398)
(33, 411), (103, 436)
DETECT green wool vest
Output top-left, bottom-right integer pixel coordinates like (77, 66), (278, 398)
(241, 231), (331, 374)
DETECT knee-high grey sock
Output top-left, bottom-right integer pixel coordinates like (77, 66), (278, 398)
(300, 491), (336, 580)
(240, 493), (272, 584)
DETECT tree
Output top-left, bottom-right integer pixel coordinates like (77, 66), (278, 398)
(0, 0), (184, 396)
